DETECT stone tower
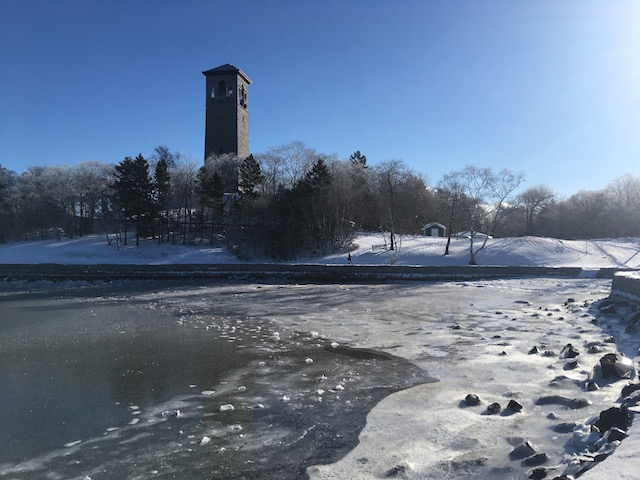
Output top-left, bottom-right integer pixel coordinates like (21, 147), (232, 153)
(202, 64), (252, 161)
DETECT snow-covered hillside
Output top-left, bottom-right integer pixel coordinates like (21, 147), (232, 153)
(1, 233), (639, 269)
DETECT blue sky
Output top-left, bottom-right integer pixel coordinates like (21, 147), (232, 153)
(1, 0), (638, 197)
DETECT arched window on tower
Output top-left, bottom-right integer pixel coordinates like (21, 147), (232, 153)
(240, 85), (246, 108)
(217, 80), (226, 97)
(211, 87), (215, 99)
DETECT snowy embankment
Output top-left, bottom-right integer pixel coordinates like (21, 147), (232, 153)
(332, 234), (640, 270)
(0, 234), (639, 270)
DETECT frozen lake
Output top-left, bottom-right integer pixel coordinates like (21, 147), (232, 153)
(0, 277), (627, 479)
(0, 282), (431, 479)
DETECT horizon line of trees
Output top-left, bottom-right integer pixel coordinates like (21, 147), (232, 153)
(1, 141), (639, 262)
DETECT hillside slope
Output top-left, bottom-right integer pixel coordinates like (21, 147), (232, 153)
(0, 234), (639, 269)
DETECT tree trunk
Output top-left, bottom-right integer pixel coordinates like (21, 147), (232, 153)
(468, 235), (476, 265)
(444, 197), (456, 255)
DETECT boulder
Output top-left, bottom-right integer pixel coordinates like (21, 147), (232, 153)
(607, 428), (628, 442)
(509, 441), (536, 460)
(587, 344), (603, 354)
(564, 359), (579, 370)
(623, 390), (640, 407)
(530, 467), (547, 479)
(536, 395), (591, 409)
(385, 463), (412, 478)
(621, 382), (640, 397)
(585, 381), (599, 391)
(487, 402), (502, 415)
(464, 394), (481, 406)
(594, 406), (632, 434)
(600, 353), (635, 379)
(560, 343), (580, 358)
(507, 399), (523, 413)
(552, 422), (578, 434)
(524, 453), (549, 466)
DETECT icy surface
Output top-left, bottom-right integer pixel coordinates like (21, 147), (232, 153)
(0, 283), (429, 479)
(2, 278), (637, 479)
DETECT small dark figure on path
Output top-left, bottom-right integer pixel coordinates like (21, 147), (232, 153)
(348, 253), (352, 265)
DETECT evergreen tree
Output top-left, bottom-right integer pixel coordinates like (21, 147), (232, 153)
(349, 150), (367, 168)
(154, 158), (171, 242)
(113, 157), (135, 245)
(302, 158), (331, 191)
(0, 165), (8, 242)
(131, 154), (155, 245)
(113, 154), (154, 246)
(277, 158), (335, 257)
(238, 154), (263, 196)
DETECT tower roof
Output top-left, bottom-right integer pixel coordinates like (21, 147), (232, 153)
(202, 64), (252, 84)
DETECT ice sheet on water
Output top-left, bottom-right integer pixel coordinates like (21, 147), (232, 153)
(303, 279), (632, 480)
(2, 279), (630, 480)
(0, 283), (435, 480)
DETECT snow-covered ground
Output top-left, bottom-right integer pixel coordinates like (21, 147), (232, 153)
(1, 233), (640, 269)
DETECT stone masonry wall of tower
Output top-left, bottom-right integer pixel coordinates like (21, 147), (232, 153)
(202, 65), (251, 161)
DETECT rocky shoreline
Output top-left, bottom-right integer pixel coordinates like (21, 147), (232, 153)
(461, 295), (640, 480)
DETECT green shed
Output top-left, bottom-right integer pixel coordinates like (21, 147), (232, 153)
(421, 222), (446, 237)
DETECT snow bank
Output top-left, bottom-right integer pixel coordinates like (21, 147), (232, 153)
(330, 234), (640, 269)
(0, 236), (241, 265)
(1, 234), (640, 270)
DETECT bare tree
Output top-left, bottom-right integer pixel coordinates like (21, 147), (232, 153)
(457, 166), (524, 265)
(438, 171), (465, 255)
(280, 141), (317, 188)
(171, 155), (199, 244)
(256, 149), (285, 196)
(564, 190), (611, 239)
(517, 185), (555, 236)
(255, 141), (318, 194)
(395, 173), (433, 234)
(607, 174), (640, 236)
(150, 145), (177, 171)
(204, 153), (240, 193)
(609, 173), (640, 208)
(375, 159), (411, 251)
(0, 165), (10, 241)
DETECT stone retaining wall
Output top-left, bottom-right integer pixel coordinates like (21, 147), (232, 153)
(0, 264), (585, 283)
(611, 271), (640, 305)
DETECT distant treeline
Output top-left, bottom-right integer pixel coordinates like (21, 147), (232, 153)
(0, 142), (638, 260)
